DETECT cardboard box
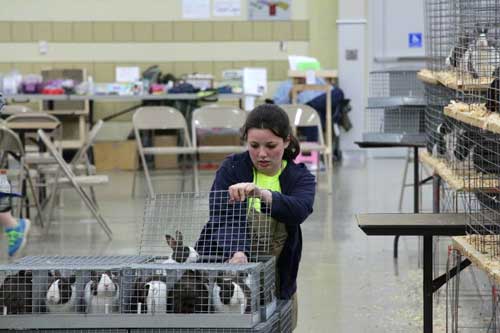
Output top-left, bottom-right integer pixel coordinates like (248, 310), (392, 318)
(198, 134), (241, 163)
(153, 135), (178, 169)
(94, 140), (137, 171)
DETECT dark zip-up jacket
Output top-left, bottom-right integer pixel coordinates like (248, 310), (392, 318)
(195, 151), (316, 299)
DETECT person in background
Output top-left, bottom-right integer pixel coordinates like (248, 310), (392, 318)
(0, 94), (31, 257)
(196, 104), (316, 330)
(271, 77), (349, 161)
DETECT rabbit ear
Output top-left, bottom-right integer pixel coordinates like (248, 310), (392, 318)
(165, 234), (177, 248)
(175, 230), (184, 246)
(69, 275), (76, 284)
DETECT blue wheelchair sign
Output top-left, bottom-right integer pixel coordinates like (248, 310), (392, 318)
(408, 33), (423, 48)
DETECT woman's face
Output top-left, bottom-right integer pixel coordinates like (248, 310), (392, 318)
(247, 128), (289, 176)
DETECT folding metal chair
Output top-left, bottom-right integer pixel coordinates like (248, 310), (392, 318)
(37, 129), (112, 240)
(132, 106), (196, 197)
(280, 104), (328, 175)
(0, 125), (45, 226)
(5, 112), (62, 165)
(38, 120), (104, 205)
(1, 105), (32, 116)
(191, 105), (247, 192)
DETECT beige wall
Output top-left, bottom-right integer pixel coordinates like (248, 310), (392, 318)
(309, 0), (338, 70)
(0, 0), (339, 119)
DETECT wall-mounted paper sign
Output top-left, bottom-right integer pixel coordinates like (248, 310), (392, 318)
(214, 0), (241, 17)
(243, 68), (267, 96)
(115, 67), (140, 83)
(182, 0), (210, 19)
(248, 0), (291, 21)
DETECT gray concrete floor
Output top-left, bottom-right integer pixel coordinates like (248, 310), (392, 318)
(0, 155), (493, 332)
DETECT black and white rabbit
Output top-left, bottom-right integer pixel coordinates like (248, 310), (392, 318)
(487, 66), (500, 113)
(131, 275), (167, 314)
(84, 271), (120, 314)
(0, 270), (32, 314)
(465, 27), (500, 79)
(45, 271), (78, 313)
(167, 269), (210, 313)
(212, 272), (251, 314)
(446, 34), (473, 70)
(164, 230), (199, 264)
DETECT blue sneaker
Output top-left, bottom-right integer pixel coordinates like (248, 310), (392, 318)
(5, 218), (30, 257)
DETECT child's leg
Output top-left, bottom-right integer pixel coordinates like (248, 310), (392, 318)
(2, 212), (30, 257)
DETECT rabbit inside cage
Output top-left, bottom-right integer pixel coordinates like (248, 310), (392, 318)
(139, 191), (274, 263)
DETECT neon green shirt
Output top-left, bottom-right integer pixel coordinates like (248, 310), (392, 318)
(251, 160), (287, 211)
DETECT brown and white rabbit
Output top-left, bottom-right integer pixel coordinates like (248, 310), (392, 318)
(212, 271), (252, 314)
(46, 271), (78, 313)
(84, 271), (120, 314)
(167, 269), (210, 313)
(0, 270), (32, 314)
(164, 230), (199, 264)
(131, 275), (167, 314)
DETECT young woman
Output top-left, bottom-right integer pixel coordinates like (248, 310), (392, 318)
(196, 104), (316, 329)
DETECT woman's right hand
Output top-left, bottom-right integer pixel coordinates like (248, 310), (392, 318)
(229, 251), (248, 264)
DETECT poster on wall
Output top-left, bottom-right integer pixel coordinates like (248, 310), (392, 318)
(182, 0), (210, 19)
(213, 0), (241, 17)
(248, 0), (291, 21)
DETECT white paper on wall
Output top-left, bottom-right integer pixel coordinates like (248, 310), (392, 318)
(182, 0), (210, 19)
(242, 68), (267, 96)
(213, 0), (241, 17)
(115, 67), (140, 83)
(248, 0), (291, 21)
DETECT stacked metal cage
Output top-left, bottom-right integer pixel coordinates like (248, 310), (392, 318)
(423, 0), (500, 331)
(0, 191), (291, 331)
(364, 69), (427, 143)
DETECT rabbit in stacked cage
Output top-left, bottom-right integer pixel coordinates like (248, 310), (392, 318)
(212, 271), (252, 314)
(0, 270), (32, 314)
(167, 269), (210, 313)
(465, 26), (500, 79)
(84, 271), (120, 314)
(131, 275), (167, 314)
(486, 66), (500, 113)
(45, 271), (78, 313)
(164, 230), (199, 264)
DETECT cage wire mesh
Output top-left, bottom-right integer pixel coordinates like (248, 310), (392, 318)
(0, 262), (274, 329)
(122, 262), (261, 317)
(425, 0), (456, 72)
(364, 70), (426, 143)
(424, 84), (457, 156)
(139, 191), (273, 263)
(447, 248), (500, 332)
(0, 264), (124, 317)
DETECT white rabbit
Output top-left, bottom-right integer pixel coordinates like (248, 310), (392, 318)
(46, 271), (78, 313)
(84, 271), (120, 314)
(145, 280), (167, 314)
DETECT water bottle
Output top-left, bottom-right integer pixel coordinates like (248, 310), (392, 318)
(0, 172), (12, 212)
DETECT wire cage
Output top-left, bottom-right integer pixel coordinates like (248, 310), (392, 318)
(0, 261), (275, 329)
(139, 191), (278, 323)
(452, 0), (500, 87)
(424, 0), (456, 72)
(424, 83), (457, 156)
(364, 70), (426, 143)
(446, 248), (500, 332)
(139, 191), (273, 263)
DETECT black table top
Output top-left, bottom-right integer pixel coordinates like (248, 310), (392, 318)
(355, 140), (426, 148)
(356, 213), (468, 236)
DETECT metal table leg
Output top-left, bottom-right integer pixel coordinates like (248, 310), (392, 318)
(394, 146), (420, 258)
(423, 234), (433, 333)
